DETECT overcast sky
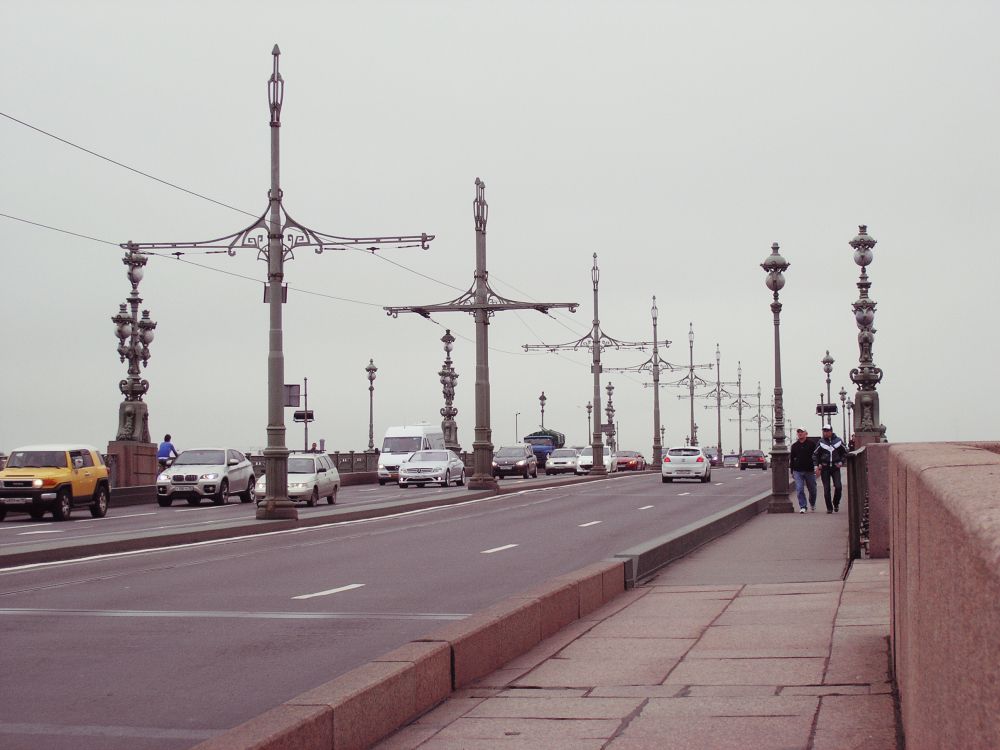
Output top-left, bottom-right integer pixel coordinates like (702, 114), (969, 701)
(2, 1), (997, 458)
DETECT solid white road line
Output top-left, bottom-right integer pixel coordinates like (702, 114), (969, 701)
(17, 530), (64, 536)
(480, 544), (519, 554)
(173, 505), (235, 513)
(578, 521), (602, 527)
(678, 492), (691, 496)
(292, 583), (365, 600)
(638, 505), (654, 510)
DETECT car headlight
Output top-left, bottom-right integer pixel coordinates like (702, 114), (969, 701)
(289, 482), (309, 489)
(256, 479), (266, 489)
(32, 478), (43, 488)
(157, 473), (170, 482)
(201, 473), (220, 481)
(515, 460), (526, 466)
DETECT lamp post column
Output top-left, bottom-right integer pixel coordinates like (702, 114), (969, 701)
(761, 243), (792, 512)
(605, 382), (616, 453)
(366, 359), (378, 452)
(715, 343), (723, 465)
(687, 324), (696, 445)
(839, 386), (847, 442)
(736, 362), (744, 454)
(585, 402), (592, 444)
(539, 391), (546, 430)
(651, 297), (663, 465)
(515, 412), (520, 443)
(439, 331), (460, 453)
(849, 225), (887, 446)
(822, 350), (834, 429)
(589, 255), (607, 475)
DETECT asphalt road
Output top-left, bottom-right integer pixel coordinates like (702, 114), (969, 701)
(0, 469), (771, 750)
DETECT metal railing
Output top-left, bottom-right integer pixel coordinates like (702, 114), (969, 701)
(845, 447), (870, 559)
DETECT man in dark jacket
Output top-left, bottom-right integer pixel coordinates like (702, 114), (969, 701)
(789, 427), (818, 512)
(813, 424), (848, 513)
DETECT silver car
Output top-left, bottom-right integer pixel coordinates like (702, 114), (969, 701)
(544, 448), (580, 475)
(398, 450), (465, 488)
(156, 448), (255, 507)
(255, 452), (340, 506)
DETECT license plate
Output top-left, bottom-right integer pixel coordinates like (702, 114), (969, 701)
(1, 497), (31, 504)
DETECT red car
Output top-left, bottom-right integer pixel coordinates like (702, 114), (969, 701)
(614, 451), (647, 471)
(739, 449), (768, 470)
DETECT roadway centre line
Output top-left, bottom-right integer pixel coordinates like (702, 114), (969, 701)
(638, 505), (654, 510)
(173, 505), (237, 513)
(481, 544), (518, 554)
(292, 583), (365, 600)
(578, 521), (602, 527)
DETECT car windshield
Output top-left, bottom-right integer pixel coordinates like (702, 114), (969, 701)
(288, 458), (317, 474)
(550, 449), (577, 458)
(174, 450), (225, 465)
(743, 451), (764, 457)
(6, 450), (67, 468)
(382, 437), (423, 453)
(409, 451), (449, 462)
(668, 448), (701, 456)
(619, 451), (638, 458)
(495, 447), (526, 458)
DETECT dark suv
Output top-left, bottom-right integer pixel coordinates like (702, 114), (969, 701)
(739, 449), (768, 470)
(492, 444), (538, 479)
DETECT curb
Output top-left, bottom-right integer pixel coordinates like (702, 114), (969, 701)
(190, 495), (768, 750)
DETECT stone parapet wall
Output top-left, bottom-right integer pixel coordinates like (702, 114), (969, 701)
(889, 442), (1000, 750)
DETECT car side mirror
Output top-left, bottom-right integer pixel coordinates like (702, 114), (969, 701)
(316, 468), (325, 474)
(228, 459), (238, 466)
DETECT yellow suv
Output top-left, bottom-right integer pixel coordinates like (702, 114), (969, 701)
(0, 444), (111, 521)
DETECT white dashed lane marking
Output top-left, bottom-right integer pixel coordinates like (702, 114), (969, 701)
(678, 492), (691, 496)
(292, 583), (365, 600)
(578, 521), (602, 528)
(481, 544), (519, 554)
(638, 505), (654, 510)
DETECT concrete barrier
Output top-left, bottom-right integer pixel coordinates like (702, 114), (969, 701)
(889, 442), (1000, 750)
(614, 491), (772, 585)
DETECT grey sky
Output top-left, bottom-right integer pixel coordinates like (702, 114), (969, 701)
(2, 1), (997, 457)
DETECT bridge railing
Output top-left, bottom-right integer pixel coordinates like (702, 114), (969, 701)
(845, 447), (869, 559)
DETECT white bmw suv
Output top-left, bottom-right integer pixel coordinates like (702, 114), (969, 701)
(156, 448), (255, 507)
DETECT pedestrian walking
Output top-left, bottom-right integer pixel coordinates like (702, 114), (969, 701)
(789, 427), (818, 512)
(813, 424), (847, 513)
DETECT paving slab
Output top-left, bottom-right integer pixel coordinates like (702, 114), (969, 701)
(664, 656), (827, 686)
(516, 637), (693, 687)
(464, 697), (642, 720)
(813, 694), (898, 750)
(686, 623), (831, 659)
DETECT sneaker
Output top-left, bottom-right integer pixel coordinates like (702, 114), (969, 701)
(834, 505), (840, 512)
(810, 505), (816, 512)
(799, 507), (807, 513)
(827, 509), (833, 514)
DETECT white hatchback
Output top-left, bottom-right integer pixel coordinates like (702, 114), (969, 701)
(576, 445), (616, 474)
(661, 446), (712, 483)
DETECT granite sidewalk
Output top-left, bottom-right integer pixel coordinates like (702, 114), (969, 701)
(375, 507), (899, 750)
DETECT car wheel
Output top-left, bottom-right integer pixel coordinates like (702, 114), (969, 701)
(186, 497), (201, 506)
(740, 466), (746, 471)
(532, 465), (538, 478)
(0, 508), (6, 521)
(29, 508), (46, 520)
(661, 476), (668, 483)
(307, 488), (318, 507)
(157, 497), (173, 507)
(239, 477), (256, 503)
(522, 465), (530, 479)
(441, 471), (450, 488)
(89, 485), (110, 518)
(378, 479), (386, 486)
(457, 469), (466, 486)
(53, 488), (72, 521)
(701, 472), (710, 483)
(212, 479), (229, 505)
(327, 486), (338, 504)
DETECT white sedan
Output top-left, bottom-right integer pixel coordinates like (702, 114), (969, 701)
(661, 446), (712, 483)
(544, 448), (580, 475)
(398, 450), (466, 488)
(255, 452), (340, 506)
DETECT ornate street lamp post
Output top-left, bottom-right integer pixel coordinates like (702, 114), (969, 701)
(439, 330), (460, 453)
(514, 412), (520, 443)
(585, 402), (592, 443)
(848, 225), (887, 446)
(539, 391), (547, 430)
(112, 249), (157, 444)
(761, 242), (792, 512)
(821, 350), (835, 430)
(366, 359), (378, 452)
(839, 386), (848, 441)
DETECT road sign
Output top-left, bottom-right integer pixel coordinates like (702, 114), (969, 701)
(284, 384), (301, 407)
(293, 410), (314, 422)
(815, 403), (838, 416)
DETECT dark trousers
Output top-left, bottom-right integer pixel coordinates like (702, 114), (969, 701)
(820, 466), (842, 511)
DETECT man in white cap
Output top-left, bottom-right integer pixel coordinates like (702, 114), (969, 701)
(789, 427), (818, 512)
(813, 423), (847, 513)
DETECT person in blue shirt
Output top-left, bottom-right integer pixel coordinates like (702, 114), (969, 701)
(157, 434), (178, 466)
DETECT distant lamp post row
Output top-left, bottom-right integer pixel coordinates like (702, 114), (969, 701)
(849, 225), (887, 445)
(112, 248), (157, 443)
(605, 381), (616, 452)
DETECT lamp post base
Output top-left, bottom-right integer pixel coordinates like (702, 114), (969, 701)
(256, 501), (299, 520)
(767, 450), (794, 513)
(467, 475), (498, 492)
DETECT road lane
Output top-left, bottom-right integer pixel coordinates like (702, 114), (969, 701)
(0, 470), (771, 750)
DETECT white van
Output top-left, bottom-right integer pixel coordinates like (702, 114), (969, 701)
(377, 425), (446, 485)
